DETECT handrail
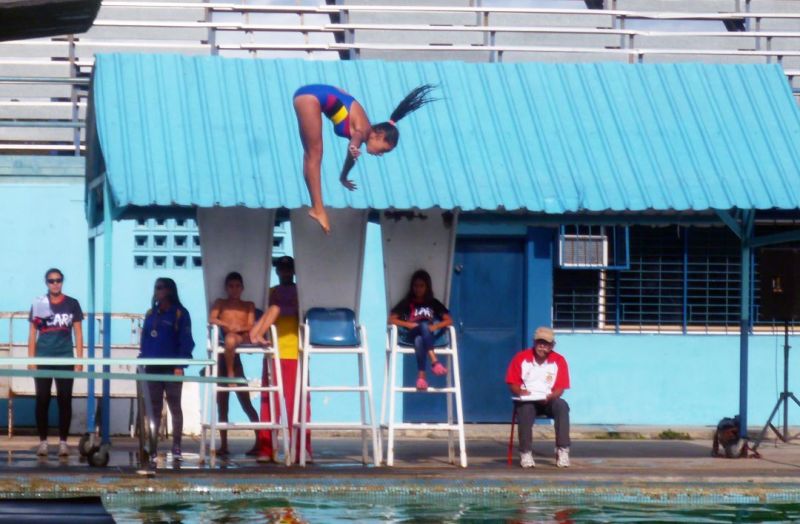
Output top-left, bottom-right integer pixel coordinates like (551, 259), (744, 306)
(0, 312), (144, 353)
(96, 1), (800, 22)
(43, 20), (800, 40)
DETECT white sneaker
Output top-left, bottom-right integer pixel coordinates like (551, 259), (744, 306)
(36, 441), (48, 456)
(519, 451), (535, 469)
(58, 442), (69, 457)
(556, 447), (570, 468)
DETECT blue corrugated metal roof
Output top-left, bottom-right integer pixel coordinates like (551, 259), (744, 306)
(88, 54), (800, 214)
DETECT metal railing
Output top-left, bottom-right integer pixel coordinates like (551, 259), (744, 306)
(2, 1), (800, 154)
(0, 311), (144, 353)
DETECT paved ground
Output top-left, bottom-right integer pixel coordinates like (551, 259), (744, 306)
(2, 426), (800, 497)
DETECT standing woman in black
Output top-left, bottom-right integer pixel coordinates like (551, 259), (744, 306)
(28, 268), (84, 458)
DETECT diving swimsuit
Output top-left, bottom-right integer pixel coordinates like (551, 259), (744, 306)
(294, 84), (355, 139)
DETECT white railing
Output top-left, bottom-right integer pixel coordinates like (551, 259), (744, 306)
(1, 1), (800, 155)
(0, 311), (144, 352)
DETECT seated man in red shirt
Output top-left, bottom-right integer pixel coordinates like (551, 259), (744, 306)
(505, 326), (571, 469)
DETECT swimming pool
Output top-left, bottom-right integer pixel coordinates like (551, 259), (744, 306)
(103, 495), (800, 523)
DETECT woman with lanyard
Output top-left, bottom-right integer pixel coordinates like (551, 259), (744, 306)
(28, 267), (83, 458)
(139, 278), (194, 461)
(293, 83), (436, 233)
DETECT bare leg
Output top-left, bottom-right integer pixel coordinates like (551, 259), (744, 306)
(249, 305), (281, 346)
(224, 332), (244, 385)
(216, 386), (230, 455)
(293, 95), (330, 234)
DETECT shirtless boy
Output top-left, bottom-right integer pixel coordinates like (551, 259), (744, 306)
(208, 272), (261, 456)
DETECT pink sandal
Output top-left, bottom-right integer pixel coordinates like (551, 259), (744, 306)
(431, 361), (448, 376)
(416, 377), (429, 390)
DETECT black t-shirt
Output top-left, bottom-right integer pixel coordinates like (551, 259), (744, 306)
(29, 295), (83, 357)
(390, 297), (449, 323)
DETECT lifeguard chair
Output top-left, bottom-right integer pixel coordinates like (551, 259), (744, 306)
(196, 208), (291, 465)
(290, 208), (380, 467)
(379, 210), (467, 467)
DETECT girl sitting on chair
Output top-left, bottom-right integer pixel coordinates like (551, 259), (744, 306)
(293, 83), (436, 234)
(388, 269), (452, 391)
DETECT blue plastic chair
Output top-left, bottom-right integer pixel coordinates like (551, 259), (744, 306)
(306, 307), (360, 347)
(294, 307), (379, 466)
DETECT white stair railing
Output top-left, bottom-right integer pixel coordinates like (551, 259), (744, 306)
(200, 324), (291, 466)
(380, 324), (467, 468)
(292, 308), (380, 467)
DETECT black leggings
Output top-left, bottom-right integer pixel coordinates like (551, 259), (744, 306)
(34, 365), (74, 441)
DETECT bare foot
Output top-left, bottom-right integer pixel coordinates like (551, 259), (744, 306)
(254, 336), (269, 346)
(308, 208), (330, 234)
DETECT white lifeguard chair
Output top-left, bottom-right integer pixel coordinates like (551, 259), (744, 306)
(200, 324), (290, 465)
(379, 210), (467, 467)
(290, 208), (380, 467)
(196, 207), (291, 465)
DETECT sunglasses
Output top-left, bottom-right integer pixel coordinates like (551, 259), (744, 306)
(46, 278), (63, 284)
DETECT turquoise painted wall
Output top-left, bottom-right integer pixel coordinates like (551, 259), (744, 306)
(559, 333), (800, 425)
(4, 155), (797, 431)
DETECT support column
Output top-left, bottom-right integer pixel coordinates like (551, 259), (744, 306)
(86, 186), (97, 435)
(101, 179), (113, 444)
(739, 210), (754, 437)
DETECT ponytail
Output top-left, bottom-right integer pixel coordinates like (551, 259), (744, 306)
(373, 84), (437, 148)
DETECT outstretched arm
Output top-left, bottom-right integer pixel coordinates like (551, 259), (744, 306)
(339, 150), (357, 191)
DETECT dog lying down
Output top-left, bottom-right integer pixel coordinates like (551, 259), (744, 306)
(712, 415), (742, 458)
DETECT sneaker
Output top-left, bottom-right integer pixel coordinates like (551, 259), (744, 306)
(415, 377), (429, 390)
(58, 442), (69, 457)
(171, 445), (183, 461)
(36, 441), (48, 457)
(431, 361), (448, 376)
(520, 451), (535, 469)
(556, 447), (570, 468)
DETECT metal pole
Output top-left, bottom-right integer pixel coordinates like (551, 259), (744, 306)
(739, 211), (754, 437)
(101, 179), (113, 444)
(86, 216), (96, 438)
(784, 320), (790, 440)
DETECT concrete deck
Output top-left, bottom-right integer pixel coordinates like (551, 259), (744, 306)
(2, 426), (800, 499)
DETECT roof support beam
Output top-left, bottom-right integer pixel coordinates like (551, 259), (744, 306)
(750, 228), (800, 248)
(716, 209), (743, 240)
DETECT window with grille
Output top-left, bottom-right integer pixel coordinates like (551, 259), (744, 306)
(553, 225), (797, 333)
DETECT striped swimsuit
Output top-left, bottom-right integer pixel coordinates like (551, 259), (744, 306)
(294, 84), (356, 139)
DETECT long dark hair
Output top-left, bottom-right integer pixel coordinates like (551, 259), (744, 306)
(372, 84), (437, 148)
(405, 269), (434, 303)
(152, 277), (183, 310)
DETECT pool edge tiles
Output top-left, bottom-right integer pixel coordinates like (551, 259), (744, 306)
(2, 475), (800, 505)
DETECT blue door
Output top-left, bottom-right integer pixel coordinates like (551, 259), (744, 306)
(403, 237), (526, 423)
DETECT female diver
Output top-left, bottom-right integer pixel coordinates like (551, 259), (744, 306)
(293, 83), (436, 233)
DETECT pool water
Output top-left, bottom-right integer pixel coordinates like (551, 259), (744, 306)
(104, 497), (800, 523)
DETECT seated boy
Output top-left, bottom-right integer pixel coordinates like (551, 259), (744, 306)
(208, 271), (263, 456)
